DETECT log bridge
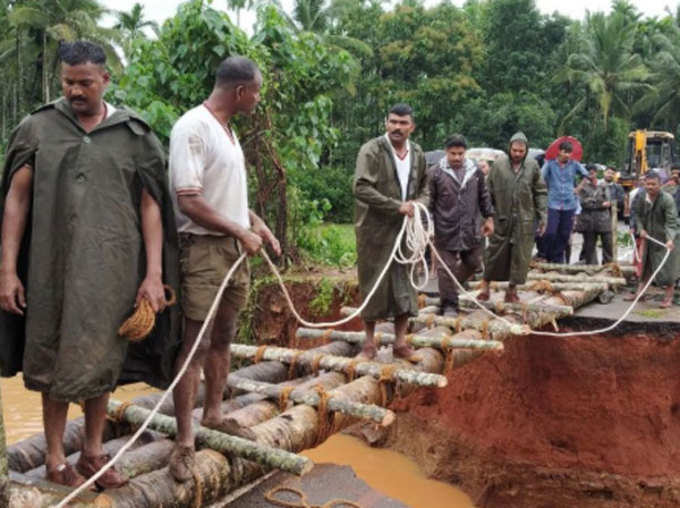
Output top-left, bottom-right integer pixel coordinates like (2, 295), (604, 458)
(0, 263), (625, 506)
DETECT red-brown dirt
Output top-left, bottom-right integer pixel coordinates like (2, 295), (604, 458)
(388, 329), (680, 507)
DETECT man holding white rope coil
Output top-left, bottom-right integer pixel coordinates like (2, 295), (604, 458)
(353, 103), (430, 360)
(168, 56), (281, 482)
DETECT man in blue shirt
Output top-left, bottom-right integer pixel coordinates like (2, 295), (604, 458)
(541, 141), (588, 263)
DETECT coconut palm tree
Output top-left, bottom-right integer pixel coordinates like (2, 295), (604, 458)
(556, 11), (650, 130)
(8, 0), (120, 102)
(113, 3), (159, 57)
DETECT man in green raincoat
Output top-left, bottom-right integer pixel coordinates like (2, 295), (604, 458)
(628, 171), (677, 308)
(478, 132), (547, 302)
(353, 103), (429, 359)
(0, 41), (180, 489)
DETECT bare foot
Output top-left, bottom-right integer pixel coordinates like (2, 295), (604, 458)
(392, 343), (416, 360)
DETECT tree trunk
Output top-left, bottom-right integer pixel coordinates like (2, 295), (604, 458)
(531, 262), (633, 276)
(108, 399), (314, 476)
(461, 281), (609, 292)
(526, 272), (626, 285)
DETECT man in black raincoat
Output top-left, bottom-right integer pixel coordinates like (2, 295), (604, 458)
(0, 42), (180, 489)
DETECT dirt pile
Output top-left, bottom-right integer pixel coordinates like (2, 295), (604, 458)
(388, 330), (680, 507)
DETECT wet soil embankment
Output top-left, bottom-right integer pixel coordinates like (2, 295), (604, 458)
(389, 328), (680, 507)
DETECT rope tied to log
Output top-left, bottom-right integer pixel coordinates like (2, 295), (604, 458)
(321, 328), (334, 342)
(312, 354), (324, 376)
(603, 262), (623, 278)
(417, 293), (427, 309)
(529, 280), (554, 293)
(264, 486), (362, 508)
(343, 358), (360, 382)
(118, 285), (177, 342)
(426, 313), (436, 328)
(378, 365), (398, 407)
(191, 466), (204, 508)
(254, 345), (268, 364)
(453, 316), (463, 333)
(279, 386), (296, 412)
(313, 385), (336, 448)
(288, 351), (304, 380)
(480, 320), (490, 340)
(111, 400), (134, 424)
(442, 336), (457, 374)
(373, 332), (383, 348)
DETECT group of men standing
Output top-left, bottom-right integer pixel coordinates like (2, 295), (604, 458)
(0, 40), (677, 495)
(0, 42), (277, 488)
(354, 103), (679, 353)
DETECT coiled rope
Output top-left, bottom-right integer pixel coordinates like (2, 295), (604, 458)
(57, 202), (670, 505)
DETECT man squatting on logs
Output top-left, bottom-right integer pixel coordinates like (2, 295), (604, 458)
(428, 134), (494, 317)
(0, 41), (181, 489)
(168, 56), (281, 482)
(477, 132), (548, 303)
(626, 171), (678, 308)
(353, 103), (430, 360)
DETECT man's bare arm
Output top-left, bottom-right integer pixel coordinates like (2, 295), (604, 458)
(137, 189), (166, 312)
(248, 210), (281, 256)
(178, 193), (262, 254)
(0, 165), (33, 315)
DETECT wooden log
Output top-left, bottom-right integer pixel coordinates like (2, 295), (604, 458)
(108, 399), (313, 476)
(531, 261), (634, 275)
(458, 296), (574, 316)
(340, 306), (531, 341)
(295, 327), (504, 352)
(526, 272), (626, 285)
(228, 375), (396, 426)
(229, 344), (448, 388)
(9, 471), (100, 507)
(93, 449), (231, 508)
(450, 281), (609, 293)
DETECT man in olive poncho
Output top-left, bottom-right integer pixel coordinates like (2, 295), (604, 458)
(353, 103), (429, 359)
(0, 42), (180, 489)
(627, 171), (677, 308)
(478, 132), (548, 302)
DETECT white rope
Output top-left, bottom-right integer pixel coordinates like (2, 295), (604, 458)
(54, 253), (248, 507)
(56, 202), (670, 504)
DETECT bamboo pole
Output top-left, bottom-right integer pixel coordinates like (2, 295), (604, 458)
(228, 375), (396, 426)
(340, 306), (531, 340)
(295, 327), (504, 352)
(229, 344), (448, 388)
(107, 399), (313, 476)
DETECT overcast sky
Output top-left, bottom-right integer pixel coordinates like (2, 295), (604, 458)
(102, 0), (677, 31)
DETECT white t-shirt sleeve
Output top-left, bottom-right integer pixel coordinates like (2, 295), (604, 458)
(169, 119), (207, 196)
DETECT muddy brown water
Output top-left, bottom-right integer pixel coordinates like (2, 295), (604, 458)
(1, 375), (473, 507)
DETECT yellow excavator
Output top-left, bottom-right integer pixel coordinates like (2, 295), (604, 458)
(620, 130), (676, 188)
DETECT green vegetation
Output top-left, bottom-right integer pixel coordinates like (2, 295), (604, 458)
(3, 0), (680, 263)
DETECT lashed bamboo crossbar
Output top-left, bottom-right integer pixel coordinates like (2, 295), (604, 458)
(340, 306), (531, 340)
(229, 344), (448, 388)
(228, 375), (395, 426)
(107, 399), (313, 476)
(295, 327), (504, 352)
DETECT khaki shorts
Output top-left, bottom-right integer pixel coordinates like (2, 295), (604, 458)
(179, 233), (250, 322)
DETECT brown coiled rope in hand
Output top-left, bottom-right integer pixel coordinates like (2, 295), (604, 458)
(118, 285), (177, 342)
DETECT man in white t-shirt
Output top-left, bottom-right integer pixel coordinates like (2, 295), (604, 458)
(168, 56), (280, 482)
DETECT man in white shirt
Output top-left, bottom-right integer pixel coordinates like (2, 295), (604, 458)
(168, 56), (280, 482)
